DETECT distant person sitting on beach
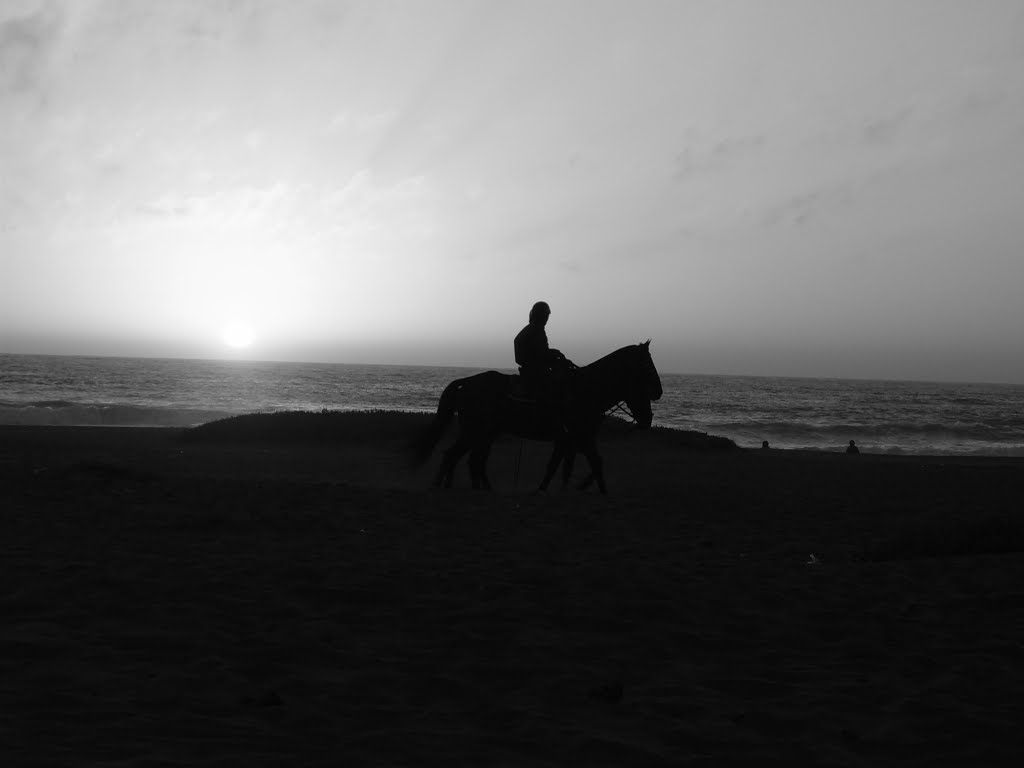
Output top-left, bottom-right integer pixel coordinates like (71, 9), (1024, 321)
(846, 440), (860, 454)
(514, 301), (574, 401)
(762, 440), (770, 450)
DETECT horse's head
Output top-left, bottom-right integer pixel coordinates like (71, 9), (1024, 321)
(637, 340), (663, 401)
(623, 340), (662, 429)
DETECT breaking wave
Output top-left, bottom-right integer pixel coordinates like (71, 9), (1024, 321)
(705, 419), (1024, 443)
(697, 418), (1024, 455)
(0, 400), (236, 428)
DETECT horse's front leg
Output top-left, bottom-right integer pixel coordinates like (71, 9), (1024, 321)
(538, 441), (565, 492)
(559, 447), (577, 490)
(435, 437), (471, 488)
(578, 440), (606, 494)
(576, 471), (596, 491)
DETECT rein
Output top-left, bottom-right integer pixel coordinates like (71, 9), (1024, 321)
(606, 401), (637, 424)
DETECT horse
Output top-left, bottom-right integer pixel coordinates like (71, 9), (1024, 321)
(411, 341), (662, 494)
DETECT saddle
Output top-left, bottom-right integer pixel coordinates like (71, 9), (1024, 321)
(505, 375), (536, 403)
(505, 372), (574, 406)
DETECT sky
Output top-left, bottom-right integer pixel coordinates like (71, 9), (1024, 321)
(2, 0), (1023, 382)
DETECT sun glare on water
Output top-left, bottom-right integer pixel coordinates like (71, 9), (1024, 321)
(222, 324), (255, 350)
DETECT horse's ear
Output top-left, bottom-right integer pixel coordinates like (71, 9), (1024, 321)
(643, 339), (651, 348)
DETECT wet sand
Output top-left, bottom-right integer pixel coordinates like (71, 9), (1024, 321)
(3, 415), (1024, 766)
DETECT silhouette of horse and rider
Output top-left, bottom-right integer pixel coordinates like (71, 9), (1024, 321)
(413, 301), (662, 493)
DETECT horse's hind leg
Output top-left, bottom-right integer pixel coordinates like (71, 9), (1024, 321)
(435, 436), (471, 488)
(538, 443), (564, 492)
(578, 441), (606, 494)
(468, 442), (493, 490)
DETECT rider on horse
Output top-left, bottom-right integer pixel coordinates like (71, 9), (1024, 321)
(514, 301), (575, 411)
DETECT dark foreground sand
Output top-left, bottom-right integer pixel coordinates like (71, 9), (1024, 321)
(3, 413), (1024, 766)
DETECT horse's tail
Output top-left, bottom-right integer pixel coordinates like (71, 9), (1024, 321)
(410, 377), (466, 466)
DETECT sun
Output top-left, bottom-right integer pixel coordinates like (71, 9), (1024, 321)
(222, 323), (255, 350)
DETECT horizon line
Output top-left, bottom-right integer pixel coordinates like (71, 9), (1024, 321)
(2, 349), (1022, 388)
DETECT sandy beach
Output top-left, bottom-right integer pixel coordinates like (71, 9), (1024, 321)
(3, 413), (1024, 766)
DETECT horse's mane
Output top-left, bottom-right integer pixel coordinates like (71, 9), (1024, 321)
(571, 344), (650, 396)
(580, 343), (646, 372)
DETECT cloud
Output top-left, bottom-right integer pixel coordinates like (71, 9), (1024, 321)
(0, 0), (62, 93)
(861, 108), (913, 145)
(324, 109), (397, 136)
(673, 134), (766, 182)
(136, 183), (295, 228)
(760, 181), (857, 229)
(128, 170), (436, 248)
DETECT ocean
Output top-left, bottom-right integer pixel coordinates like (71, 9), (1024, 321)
(2, 353), (1023, 456)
